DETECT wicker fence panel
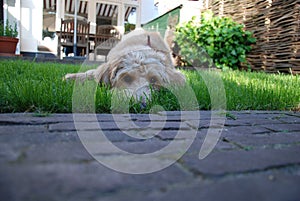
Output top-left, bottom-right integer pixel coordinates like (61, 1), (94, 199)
(208, 0), (300, 74)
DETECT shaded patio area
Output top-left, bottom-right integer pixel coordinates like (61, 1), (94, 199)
(41, 0), (140, 60)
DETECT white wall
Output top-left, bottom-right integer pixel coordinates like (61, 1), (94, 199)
(128, 0), (158, 24)
(20, 0), (43, 52)
(140, 0), (157, 24)
(4, 0), (43, 53)
(156, 0), (203, 23)
(4, 0), (21, 54)
(180, 1), (203, 23)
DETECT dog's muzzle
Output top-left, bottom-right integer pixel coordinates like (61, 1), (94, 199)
(119, 85), (152, 109)
(135, 85), (151, 101)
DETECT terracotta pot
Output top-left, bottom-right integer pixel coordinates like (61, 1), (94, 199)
(0, 36), (19, 54)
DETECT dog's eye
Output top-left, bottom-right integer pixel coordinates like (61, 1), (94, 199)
(149, 76), (158, 84)
(123, 75), (133, 84)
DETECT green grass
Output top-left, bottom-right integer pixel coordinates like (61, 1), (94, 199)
(185, 70), (300, 111)
(0, 60), (299, 113)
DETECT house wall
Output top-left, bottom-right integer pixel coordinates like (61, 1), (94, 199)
(156, 0), (203, 23)
(143, 1), (204, 37)
(4, 0), (20, 54)
(142, 6), (181, 37)
(140, 0), (157, 24)
(4, 0), (43, 54)
(179, 0), (203, 23)
(20, 0), (43, 53)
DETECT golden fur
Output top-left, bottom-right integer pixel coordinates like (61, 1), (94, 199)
(64, 29), (186, 101)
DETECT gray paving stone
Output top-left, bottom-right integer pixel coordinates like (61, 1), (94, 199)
(278, 116), (300, 124)
(222, 125), (272, 135)
(0, 125), (48, 135)
(9, 142), (93, 164)
(0, 144), (20, 162)
(137, 173), (300, 201)
(105, 138), (173, 154)
(48, 121), (192, 132)
(181, 145), (300, 175)
(228, 111), (288, 117)
(262, 123), (300, 132)
(100, 130), (147, 142)
(224, 119), (252, 126)
(0, 112), (299, 201)
(156, 130), (198, 140)
(285, 112), (300, 117)
(240, 118), (285, 126)
(0, 113), (74, 125)
(224, 113), (291, 126)
(223, 132), (300, 147)
(0, 131), (79, 144)
(0, 161), (192, 201)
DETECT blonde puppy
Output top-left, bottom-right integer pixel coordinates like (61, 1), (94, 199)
(65, 29), (186, 102)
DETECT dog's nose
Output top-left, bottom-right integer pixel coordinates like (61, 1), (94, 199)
(135, 85), (152, 110)
(140, 101), (147, 109)
(135, 85), (151, 101)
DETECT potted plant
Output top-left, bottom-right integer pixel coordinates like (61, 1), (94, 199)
(0, 19), (19, 55)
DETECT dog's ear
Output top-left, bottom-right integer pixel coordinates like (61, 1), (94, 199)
(94, 63), (111, 85)
(94, 62), (123, 86)
(166, 67), (186, 85)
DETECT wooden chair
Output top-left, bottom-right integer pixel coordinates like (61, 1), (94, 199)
(93, 25), (121, 61)
(57, 19), (90, 58)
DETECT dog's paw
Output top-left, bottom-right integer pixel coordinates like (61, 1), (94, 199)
(63, 73), (75, 81)
(63, 73), (91, 84)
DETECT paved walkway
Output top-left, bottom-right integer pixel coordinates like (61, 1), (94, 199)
(0, 111), (299, 201)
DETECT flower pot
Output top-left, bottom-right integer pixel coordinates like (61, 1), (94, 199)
(0, 36), (19, 54)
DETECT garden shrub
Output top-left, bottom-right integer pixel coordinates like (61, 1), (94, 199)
(175, 10), (256, 70)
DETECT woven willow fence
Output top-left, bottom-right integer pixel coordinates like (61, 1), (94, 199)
(207, 0), (300, 74)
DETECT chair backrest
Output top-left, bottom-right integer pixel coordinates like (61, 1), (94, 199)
(60, 19), (90, 47)
(94, 25), (121, 49)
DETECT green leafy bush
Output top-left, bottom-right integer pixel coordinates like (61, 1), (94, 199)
(175, 11), (256, 70)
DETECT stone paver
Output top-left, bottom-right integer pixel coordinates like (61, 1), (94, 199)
(0, 111), (300, 201)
